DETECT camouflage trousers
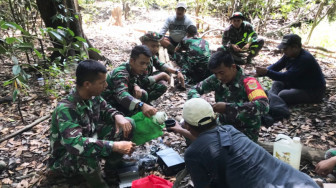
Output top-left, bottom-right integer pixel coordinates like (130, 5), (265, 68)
(218, 114), (260, 142)
(174, 53), (211, 84)
(137, 72), (168, 102)
(49, 118), (135, 177)
(223, 38), (264, 64)
(235, 38), (264, 58)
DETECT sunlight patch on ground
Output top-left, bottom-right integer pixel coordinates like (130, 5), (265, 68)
(293, 19), (336, 51)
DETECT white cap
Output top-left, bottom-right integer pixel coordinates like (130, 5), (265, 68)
(176, 2), (187, 9)
(182, 98), (215, 127)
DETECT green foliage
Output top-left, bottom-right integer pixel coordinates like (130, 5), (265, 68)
(0, 0), (102, 101)
(0, 19), (97, 100)
(78, 0), (96, 5)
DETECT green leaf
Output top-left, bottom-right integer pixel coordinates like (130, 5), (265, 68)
(75, 36), (86, 42)
(12, 56), (19, 64)
(3, 23), (18, 30)
(34, 49), (43, 59)
(12, 65), (21, 75)
(16, 42), (34, 50)
(56, 29), (67, 38)
(13, 89), (18, 102)
(5, 37), (19, 44)
(49, 31), (64, 42)
(89, 48), (101, 53)
(67, 28), (75, 37)
(3, 80), (13, 86)
(46, 47), (59, 52)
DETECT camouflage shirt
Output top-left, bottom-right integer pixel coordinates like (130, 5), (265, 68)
(222, 21), (258, 46)
(175, 37), (212, 83)
(50, 88), (122, 162)
(188, 66), (269, 141)
(176, 36), (211, 64)
(102, 62), (140, 112)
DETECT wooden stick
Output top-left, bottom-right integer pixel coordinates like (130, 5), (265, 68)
(0, 114), (51, 143)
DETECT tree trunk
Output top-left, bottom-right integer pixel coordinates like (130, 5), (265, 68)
(36, 0), (104, 61)
(305, 1), (326, 44)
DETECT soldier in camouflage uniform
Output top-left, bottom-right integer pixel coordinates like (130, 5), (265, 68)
(102, 45), (159, 117)
(50, 60), (135, 188)
(222, 12), (264, 64)
(175, 25), (212, 84)
(139, 31), (185, 88)
(188, 51), (269, 141)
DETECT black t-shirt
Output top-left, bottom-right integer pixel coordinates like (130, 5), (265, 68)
(185, 125), (319, 188)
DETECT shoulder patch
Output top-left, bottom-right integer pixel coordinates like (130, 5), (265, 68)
(246, 79), (258, 90)
(243, 77), (267, 101)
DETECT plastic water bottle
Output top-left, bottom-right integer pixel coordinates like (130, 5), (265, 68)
(37, 78), (44, 86)
(152, 111), (167, 125)
(273, 134), (302, 170)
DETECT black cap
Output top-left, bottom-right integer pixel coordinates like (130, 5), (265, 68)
(277, 34), (302, 49)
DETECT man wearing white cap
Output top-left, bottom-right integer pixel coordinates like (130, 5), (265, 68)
(159, 2), (195, 55)
(177, 98), (319, 188)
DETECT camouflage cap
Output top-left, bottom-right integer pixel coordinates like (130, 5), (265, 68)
(230, 12), (244, 20)
(140, 31), (163, 43)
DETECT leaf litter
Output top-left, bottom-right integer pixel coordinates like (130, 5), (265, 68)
(1, 1), (336, 187)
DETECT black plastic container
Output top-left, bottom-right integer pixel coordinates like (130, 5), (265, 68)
(165, 119), (176, 132)
(156, 148), (185, 176)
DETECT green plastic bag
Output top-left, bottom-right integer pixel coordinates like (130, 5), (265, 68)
(131, 112), (165, 145)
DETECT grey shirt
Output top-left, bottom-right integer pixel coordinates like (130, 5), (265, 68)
(185, 125), (319, 188)
(159, 15), (194, 43)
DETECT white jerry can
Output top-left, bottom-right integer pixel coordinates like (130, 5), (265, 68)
(273, 134), (302, 170)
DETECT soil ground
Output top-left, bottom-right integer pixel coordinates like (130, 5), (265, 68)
(1, 1), (336, 187)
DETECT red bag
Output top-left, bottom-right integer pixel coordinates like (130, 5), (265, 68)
(132, 175), (173, 188)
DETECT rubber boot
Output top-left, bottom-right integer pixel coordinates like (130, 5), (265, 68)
(81, 169), (109, 188)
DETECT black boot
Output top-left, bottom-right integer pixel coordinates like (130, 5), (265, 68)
(81, 169), (109, 188)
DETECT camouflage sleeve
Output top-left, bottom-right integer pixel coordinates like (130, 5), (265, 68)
(222, 27), (231, 46)
(139, 75), (156, 86)
(111, 72), (141, 111)
(245, 22), (258, 43)
(188, 75), (217, 99)
(98, 96), (123, 122)
(152, 56), (169, 72)
(55, 104), (114, 157)
(225, 77), (269, 120)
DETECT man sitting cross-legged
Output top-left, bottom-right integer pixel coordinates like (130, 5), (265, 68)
(222, 12), (264, 64)
(139, 31), (185, 89)
(188, 51), (269, 142)
(102, 45), (163, 117)
(49, 60), (135, 188)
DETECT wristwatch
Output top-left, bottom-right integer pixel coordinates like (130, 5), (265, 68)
(175, 69), (180, 74)
(138, 102), (144, 109)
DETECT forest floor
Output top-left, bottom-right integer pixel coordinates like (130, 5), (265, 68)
(1, 1), (336, 187)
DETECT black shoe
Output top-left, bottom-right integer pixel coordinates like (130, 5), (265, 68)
(261, 114), (274, 128)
